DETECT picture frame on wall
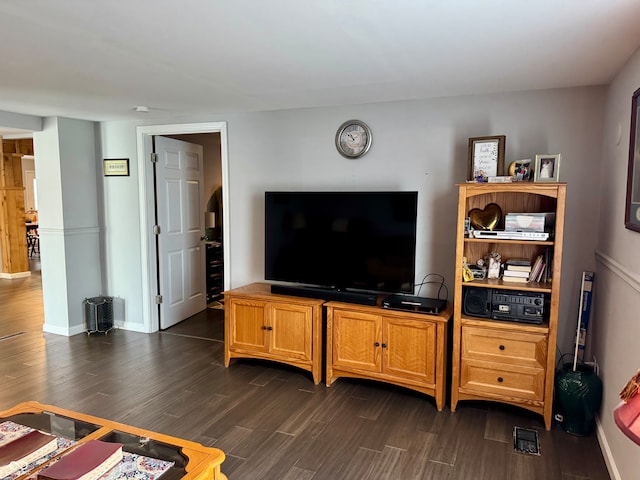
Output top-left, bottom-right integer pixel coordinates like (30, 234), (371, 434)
(467, 135), (505, 181)
(103, 158), (130, 177)
(534, 154), (561, 182)
(625, 87), (640, 232)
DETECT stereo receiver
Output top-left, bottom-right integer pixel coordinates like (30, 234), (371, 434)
(463, 288), (546, 324)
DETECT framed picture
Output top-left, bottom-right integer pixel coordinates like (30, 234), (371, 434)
(103, 158), (130, 177)
(467, 135), (505, 181)
(508, 159), (533, 182)
(534, 154), (561, 182)
(625, 87), (640, 232)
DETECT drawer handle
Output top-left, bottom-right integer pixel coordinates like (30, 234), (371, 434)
(262, 326), (273, 331)
(374, 342), (380, 347)
(497, 377), (504, 383)
(499, 345), (505, 351)
(382, 343), (387, 348)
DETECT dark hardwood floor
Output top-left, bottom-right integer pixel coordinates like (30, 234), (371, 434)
(0, 265), (611, 479)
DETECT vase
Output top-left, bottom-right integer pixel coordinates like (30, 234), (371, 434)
(555, 363), (603, 436)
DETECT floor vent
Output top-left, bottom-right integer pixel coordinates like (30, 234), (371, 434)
(514, 427), (540, 455)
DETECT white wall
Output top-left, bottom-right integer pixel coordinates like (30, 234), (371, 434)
(33, 117), (102, 335)
(97, 121), (144, 330)
(98, 86), (605, 355)
(592, 45), (640, 480)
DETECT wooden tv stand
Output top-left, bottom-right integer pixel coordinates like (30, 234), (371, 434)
(224, 283), (452, 410)
(224, 283), (324, 384)
(325, 300), (452, 410)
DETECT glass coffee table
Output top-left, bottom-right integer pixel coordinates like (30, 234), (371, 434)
(0, 401), (226, 480)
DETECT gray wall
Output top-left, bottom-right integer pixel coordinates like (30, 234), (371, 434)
(34, 117), (102, 334)
(592, 45), (640, 480)
(97, 86), (606, 358)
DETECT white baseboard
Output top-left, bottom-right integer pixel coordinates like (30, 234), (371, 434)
(596, 416), (622, 480)
(0, 271), (31, 279)
(43, 323), (86, 336)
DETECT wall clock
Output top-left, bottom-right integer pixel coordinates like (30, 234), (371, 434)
(335, 120), (372, 159)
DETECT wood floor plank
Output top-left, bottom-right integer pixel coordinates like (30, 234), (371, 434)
(280, 465), (316, 480)
(398, 430), (438, 478)
(337, 447), (379, 479)
(367, 445), (406, 479)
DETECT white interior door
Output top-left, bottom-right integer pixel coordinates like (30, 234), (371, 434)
(155, 136), (206, 329)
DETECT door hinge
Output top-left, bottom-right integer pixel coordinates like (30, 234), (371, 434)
(150, 152), (158, 163)
(153, 225), (161, 235)
(155, 295), (163, 304)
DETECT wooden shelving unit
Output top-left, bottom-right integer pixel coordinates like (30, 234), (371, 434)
(206, 241), (224, 303)
(450, 182), (566, 430)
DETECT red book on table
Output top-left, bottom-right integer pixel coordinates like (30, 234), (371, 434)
(0, 430), (58, 476)
(37, 440), (122, 480)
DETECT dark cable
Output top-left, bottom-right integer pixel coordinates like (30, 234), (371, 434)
(415, 273), (448, 300)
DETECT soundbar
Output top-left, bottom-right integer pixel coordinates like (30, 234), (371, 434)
(270, 284), (378, 306)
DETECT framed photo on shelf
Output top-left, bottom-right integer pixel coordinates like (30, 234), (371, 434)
(467, 135), (505, 181)
(534, 154), (561, 182)
(625, 87), (640, 232)
(508, 159), (533, 182)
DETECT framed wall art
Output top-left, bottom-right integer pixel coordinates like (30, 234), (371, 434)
(103, 158), (130, 177)
(625, 87), (640, 232)
(534, 154), (561, 182)
(467, 135), (505, 181)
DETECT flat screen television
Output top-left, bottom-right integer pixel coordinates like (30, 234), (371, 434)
(265, 191), (418, 301)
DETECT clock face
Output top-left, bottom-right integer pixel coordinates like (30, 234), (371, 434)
(336, 120), (372, 158)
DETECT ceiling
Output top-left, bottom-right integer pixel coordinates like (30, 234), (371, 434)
(1, 0), (640, 134)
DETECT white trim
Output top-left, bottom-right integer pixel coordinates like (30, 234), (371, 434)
(0, 271), (31, 279)
(595, 250), (640, 293)
(39, 226), (100, 236)
(136, 122), (229, 333)
(43, 323), (86, 336)
(593, 249), (637, 480)
(596, 416), (622, 480)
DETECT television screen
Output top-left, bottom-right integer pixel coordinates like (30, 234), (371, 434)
(265, 191), (418, 294)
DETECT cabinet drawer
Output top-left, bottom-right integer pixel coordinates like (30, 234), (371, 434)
(462, 326), (547, 369)
(460, 359), (545, 401)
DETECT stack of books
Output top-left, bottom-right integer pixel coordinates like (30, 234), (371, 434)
(0, 420), (175, 480)
(0, 430), (58, 477)
(502, 258), (532, 283)
(527, 249), (553, 283)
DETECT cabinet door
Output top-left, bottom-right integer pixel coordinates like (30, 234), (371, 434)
(383, 317), (436, 384)
(269, 302), (313, 362)
(332, 309), (381, 373)
(227, 298), (268, 353)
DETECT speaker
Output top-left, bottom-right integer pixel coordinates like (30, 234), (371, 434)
(463, 287), (492, 318)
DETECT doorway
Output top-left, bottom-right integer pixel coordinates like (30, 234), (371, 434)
(136, 122), (230, 333)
